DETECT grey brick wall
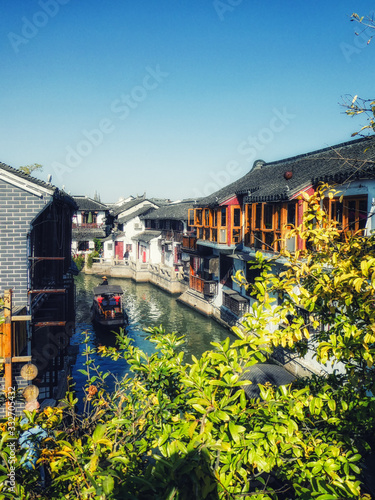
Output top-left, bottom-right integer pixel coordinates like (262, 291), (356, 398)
(0, 180), (52, 306)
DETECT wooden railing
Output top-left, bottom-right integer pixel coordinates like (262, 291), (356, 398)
(223, 289), (249, 317)
(182, 236), (197, 251)
(72, 223), (102, 229)
(159, 229), (183, 243)
(190, 275), (217, 296)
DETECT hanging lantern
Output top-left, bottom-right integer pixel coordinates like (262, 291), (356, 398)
(284, 171), (293, 180)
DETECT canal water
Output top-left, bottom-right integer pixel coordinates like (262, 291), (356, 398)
(70, 273), (235, 404)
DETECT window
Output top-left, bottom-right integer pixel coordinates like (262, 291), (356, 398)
(233, 208), (241, 227)
(287, 203), (296, 226)
(231, 206), (242, 244)
(188, 209), (195, 226)
(78, 241), (89, 251)
(221, 208), (226, 227)
(195, 209), (202, 226)
(245, 201), (297, 252)
(324, 196), (368, 235)
(264, 205), (273, 229)
(255, 204), (262, 229)
(213, 210), (218, 227)
(204, 209), (210, 226)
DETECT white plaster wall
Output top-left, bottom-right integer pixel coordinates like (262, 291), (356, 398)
(97, 211), (106, 226)
(150, 239), (162, 264)
(164, 248), (174, 267)
(103, 240), (114, 260)
(122, 217), (145, 261)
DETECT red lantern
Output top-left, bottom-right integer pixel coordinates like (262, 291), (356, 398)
(284, 171), (293, 180)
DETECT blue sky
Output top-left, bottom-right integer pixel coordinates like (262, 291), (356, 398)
(1, 1), (374, 202)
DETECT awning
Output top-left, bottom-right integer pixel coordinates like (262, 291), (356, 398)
(226, 252), (252, 261)
(93, 285), (124, 295)
(132, 231), (161, 243)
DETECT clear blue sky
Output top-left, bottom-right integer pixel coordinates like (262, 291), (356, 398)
(1, 0), (374, 202)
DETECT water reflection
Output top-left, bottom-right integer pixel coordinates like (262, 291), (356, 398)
(71, 273), (235, 404)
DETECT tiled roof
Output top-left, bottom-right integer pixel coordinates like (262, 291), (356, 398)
(73, 196), (109, 211)
(111, 197), (172, 217)
(0, 162), (57, 193)
(132, 230), (161, 242)
(72, 228), (106, 239)
(118, 204), (156, 224)
(196, 137), (375, 206)
(0, 162), (77, 208)
(141, 201), (193, 221)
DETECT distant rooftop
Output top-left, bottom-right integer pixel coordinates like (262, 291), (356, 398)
(73, 195), (109, 211)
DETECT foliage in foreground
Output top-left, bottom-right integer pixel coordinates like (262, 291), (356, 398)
(1, 188), (375, 499)
(73, 254), (85, 272)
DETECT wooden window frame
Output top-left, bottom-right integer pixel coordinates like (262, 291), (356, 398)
(245, 201), (298, 252)
(231, 205), (242, 245)
(324, 195), (368, 235)
(218, 207), (227, 244)
(195, 208), (203, 227)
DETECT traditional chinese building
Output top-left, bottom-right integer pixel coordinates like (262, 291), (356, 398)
(72, 195), (110, 254)
(180, 136), (375, 374)
(0, 164), (77, 415)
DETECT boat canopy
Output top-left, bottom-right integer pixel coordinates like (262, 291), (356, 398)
(93, 285), (124, 296)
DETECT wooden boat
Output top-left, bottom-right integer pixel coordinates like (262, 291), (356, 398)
(91, 285), (128, 328)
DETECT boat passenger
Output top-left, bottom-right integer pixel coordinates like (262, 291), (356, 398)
(101, 276), (108, 285)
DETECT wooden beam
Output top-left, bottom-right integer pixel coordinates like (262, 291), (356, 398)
(3, 290), (12, 417)
(11, 315), (32, 322)
(0, 356), (32, 363)
(28, 289), (66, 294)
(33, 321), (66, 327)
(28, 257), (65, 261)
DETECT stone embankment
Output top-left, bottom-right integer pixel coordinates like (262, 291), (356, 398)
(84, 259), (187, 295)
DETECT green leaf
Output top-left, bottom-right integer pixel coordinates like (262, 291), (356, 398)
(102, 475), (114, 495)
(229, 421), (244, 444)
(215, 410), (230, 422)
(92, 423), (107, 443)
(315, 495), (338, 500)
(347, 453), (361, 462)
(248, 431), (264, 440)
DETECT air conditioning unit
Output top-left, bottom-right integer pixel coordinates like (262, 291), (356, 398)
(134, 223), (142, 229)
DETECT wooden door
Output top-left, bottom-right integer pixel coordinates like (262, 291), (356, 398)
(115, 241), (124, 260)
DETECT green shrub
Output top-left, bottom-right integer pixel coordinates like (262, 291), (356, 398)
(86, 251), (99, 269)
(72, 254), (85, 272)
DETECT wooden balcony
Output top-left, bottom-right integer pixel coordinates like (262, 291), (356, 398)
(182, 235), (197, 251)
(190, 275), (217, 297)
(160, 229), (183, 243)
(222, 289), (249, 317)
(72, 223), (102, 229)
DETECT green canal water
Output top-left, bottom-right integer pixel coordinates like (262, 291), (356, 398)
(71, 273), (235, 403)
